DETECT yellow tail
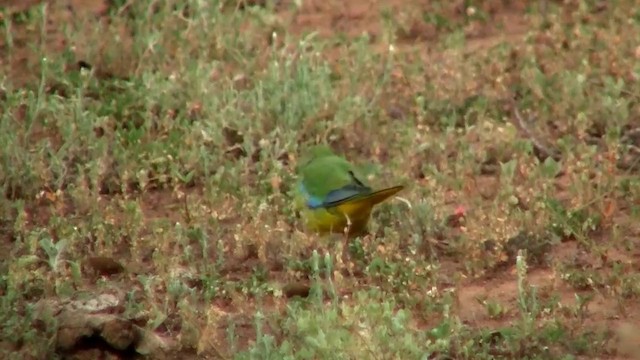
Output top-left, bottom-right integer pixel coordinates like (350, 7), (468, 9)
(302, 185), (404, 236)
(335, 185), (404, 220)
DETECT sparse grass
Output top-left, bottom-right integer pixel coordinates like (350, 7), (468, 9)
(1, 0), (640, 359)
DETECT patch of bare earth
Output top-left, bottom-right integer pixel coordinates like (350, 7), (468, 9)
(3, 0), (640, 358)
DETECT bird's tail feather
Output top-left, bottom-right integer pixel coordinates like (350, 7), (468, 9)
(360, 185), (405, 206)
(335, 185), (404, 218)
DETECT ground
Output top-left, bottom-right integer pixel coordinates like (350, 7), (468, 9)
(1, 0), (640, 359)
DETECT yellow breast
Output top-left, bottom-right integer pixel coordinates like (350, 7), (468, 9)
(301, 201), (373, 236)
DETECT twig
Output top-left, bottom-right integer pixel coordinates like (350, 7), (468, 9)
(183, 191), (192, 224)
(511, 104), (561, 161)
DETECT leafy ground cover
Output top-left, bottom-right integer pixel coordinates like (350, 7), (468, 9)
(1, 0), (640, 359)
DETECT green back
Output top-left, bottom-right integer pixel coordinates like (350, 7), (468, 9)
(297, 145), (369, 199)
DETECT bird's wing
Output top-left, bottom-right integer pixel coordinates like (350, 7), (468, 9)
(299, 156), (371, 208)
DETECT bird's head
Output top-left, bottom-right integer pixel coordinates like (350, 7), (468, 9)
(297, 144), (336, 169)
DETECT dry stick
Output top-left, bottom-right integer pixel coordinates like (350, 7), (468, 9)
(116, 0), (135, 16)
(351, 326), (383, 360)
(617, 126), (640, 171)
(208, 342), (230, 360)
(621, 128), (640, 149)
(183, 191), (192, 224)
(511, 104), (640, 225)
(511, 104), (561, 161)
(587, 79), (640, 101)
(576, 80), (640, 168)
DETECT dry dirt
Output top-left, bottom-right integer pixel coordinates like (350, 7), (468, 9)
(2, 0), (639, 359)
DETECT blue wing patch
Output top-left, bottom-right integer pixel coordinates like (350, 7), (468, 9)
(299, 182), (372, 209)
(298, 182), (324, 209)
(322, 185), (370, 206)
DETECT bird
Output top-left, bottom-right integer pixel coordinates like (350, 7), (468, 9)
(295, 145), (404, 237)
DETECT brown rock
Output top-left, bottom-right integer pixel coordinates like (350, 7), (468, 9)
(101, 318), (137, 350)
(283, 283), (311, 298)
(86, 256), (125, 276)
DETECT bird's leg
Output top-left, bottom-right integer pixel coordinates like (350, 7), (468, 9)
(341, 213), (354, 277)
(344, 213), (352, 233)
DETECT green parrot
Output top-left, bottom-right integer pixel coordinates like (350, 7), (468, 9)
(295, 145), (404, 236)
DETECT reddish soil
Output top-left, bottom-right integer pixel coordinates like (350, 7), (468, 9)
(2, 0), (639, 359)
